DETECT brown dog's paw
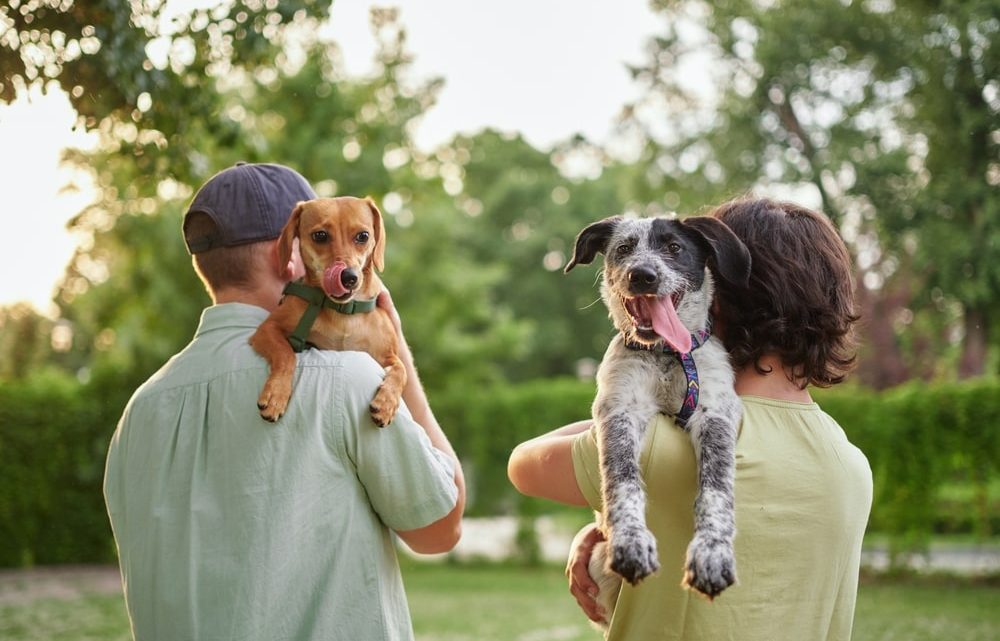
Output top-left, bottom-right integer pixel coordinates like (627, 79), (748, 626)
(369, 386), (400, 428)
(257, 377), (292, 423)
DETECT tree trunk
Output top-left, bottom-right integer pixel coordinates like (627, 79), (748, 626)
(958, 308), (988, 379)
(854, 281), (910, 390)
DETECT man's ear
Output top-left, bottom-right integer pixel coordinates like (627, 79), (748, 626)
(365, 197), (386, 272)
(681, 216), (751, 287)
(564, 216), (621, 272)
(276, 202), (305, 276)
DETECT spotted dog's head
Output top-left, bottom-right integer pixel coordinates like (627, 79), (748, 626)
(565, 216), (750, 352)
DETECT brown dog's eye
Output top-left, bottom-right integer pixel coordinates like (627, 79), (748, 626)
(311, 230), (330, 244)
(354, 231), (370, 244)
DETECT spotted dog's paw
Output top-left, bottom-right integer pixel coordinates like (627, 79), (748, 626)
(609, 526), (660, 585)
(683, 535), (736, 599)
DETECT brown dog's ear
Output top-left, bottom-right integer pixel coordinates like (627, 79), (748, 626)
(277, 201), (305, 274)
(366, 197), (386, 272)
(681, 215), (751, 287)
(565, 216), (621, 273)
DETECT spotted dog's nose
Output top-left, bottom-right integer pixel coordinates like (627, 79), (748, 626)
(627, 266), (658, 294)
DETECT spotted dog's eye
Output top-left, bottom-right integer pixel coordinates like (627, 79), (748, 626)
(615, 242), (634, 257)
(354, 231), (370, 244)
(311, 230), (330, 244)
(667, 242), (682, 254)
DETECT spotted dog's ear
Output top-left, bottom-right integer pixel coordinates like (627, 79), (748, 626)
(681, 216), (751, 287)
(565, 216), (622, 273)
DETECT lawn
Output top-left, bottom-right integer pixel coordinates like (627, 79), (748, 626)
(0, 563), (997, 641)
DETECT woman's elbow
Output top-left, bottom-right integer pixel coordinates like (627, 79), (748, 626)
(507, 444), (539, 497)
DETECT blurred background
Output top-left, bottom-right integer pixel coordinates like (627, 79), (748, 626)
(0, 1), (997, 639)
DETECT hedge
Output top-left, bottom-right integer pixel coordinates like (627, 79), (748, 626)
(0, 373), (996, 567)
(431, 377), (1000, 558)
(0, 370), (114, 566)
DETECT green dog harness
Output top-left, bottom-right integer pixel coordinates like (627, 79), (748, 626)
(281, 280), (377, 352)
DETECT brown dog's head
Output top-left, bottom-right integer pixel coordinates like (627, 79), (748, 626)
(277, 196), (386, 302)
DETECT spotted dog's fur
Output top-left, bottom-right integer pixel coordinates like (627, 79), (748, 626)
(565, 215), (751, 622)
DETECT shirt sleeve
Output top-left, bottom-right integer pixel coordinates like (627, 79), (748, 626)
(338, 353), (459, 532)
(571, 424), (604, 511)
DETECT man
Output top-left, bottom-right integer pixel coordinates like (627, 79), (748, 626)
(104, 162), (465, 641)
(508, 197), (872, 640)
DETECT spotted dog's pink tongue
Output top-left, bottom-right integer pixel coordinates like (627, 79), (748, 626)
(633, 295), (692, 353)
(322, 262), (350, 298)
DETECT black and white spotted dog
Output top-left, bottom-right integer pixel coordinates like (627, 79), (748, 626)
(565, 214), (751, 624)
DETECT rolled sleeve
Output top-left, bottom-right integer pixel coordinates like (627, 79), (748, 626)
(339, 353), (458, 532)
(571, 425), (603, 511)
(357, 414), (458, 531)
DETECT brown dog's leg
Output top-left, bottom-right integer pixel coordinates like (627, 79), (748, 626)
(370, 353), (406, 427)
(249, 320), (297, 422)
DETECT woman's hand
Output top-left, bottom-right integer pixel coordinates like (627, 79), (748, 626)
(566, 522), (606, 623)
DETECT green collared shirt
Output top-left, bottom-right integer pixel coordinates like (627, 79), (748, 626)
(104, 303), (458, 641)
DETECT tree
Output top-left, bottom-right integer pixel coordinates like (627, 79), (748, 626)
(627, 0), (999, 383)
(39, 9), (529, 404)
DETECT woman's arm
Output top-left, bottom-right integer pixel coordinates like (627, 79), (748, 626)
(507, 420), (592, 507)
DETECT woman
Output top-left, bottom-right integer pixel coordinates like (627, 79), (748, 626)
(508, 197), (872, 641)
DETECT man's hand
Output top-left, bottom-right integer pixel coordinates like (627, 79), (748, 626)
(376, 287), (403, 337)
(566, 522), (606, 623)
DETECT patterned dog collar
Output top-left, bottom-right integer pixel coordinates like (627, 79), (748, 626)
(623, 323), (712, 428)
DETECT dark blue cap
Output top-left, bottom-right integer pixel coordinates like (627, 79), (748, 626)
(183, 162), (316, 254)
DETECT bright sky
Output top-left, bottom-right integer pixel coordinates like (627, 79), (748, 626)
(0, 1), (659, 315)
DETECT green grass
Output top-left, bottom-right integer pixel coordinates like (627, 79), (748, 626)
(0, 592), (132, 641)
(1, 564), (997, 641)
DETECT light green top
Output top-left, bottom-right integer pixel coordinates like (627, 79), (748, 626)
(104, 303), (458, 641)
(573, 396), (873, 641)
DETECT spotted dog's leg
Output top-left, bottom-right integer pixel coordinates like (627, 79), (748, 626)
(682, 408), (738, 599)
(594, 389), (660, 586)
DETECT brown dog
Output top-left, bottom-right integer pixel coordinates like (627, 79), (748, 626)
(250, 196), (405, 426)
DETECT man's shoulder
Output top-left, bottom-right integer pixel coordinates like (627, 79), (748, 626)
(293, 349), (388, 406)
(297, 349), (382, 377)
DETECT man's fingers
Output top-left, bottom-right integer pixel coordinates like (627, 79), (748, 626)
(376, 288), (403, 334)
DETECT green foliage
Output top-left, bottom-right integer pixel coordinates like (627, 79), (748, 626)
(816, 381), (1000, 561)
(634, 0), (1000, 379)
(0, 372), (997, 568)
(1, 0), (332, 176)
(431, 378), (595, 515)
(0, 371), (111, 566)
(0, 304), (55, 380)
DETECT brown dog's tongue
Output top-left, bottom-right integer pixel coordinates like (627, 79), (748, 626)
(323, 262), (350, 298)
(638, 295), (692, 353)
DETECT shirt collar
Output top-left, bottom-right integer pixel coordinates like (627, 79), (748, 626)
(194, 303), (270, 338)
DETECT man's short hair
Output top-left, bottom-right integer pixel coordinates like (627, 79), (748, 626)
(710, 197), (859, 387)
(185, 213), (272, 294)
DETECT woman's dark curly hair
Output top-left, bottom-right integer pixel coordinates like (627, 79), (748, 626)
(709, 197), (860, 388)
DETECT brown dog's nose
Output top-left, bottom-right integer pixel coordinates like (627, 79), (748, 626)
(341, 268), (359, 290)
